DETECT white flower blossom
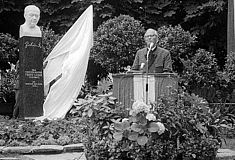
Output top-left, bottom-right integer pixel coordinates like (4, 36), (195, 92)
(146, 113), (156, 121)
(156, 122), (165, 135)
(131, 100), (151, 115)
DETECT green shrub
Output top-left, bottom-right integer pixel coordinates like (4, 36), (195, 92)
(90, 15), (145, 73)
(79, 90), (234, 160)
(71, 95), (127, 159)
(0, 69), (17, 103)
(180, 49), (229, 102)
(157, 25), (197, 73)
(41, 26), (62, 59)
(0, 33), (18, 69)
(0, 33), (18, 104)
(181, 49), (218, 86)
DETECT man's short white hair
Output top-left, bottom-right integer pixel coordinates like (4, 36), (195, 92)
(144, 28), (158, 37)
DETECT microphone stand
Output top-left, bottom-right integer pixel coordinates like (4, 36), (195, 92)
(146, 48), (151, 105)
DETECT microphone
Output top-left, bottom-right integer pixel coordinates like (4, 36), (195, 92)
(140, 63), (145, 69)
(147, 42), (154, 62)
(149, 42), (154, 50)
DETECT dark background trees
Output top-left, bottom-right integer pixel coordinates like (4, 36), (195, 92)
(0, 0), (227, 68)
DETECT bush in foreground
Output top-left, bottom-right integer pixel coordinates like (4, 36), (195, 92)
(77, 90), (234, 160)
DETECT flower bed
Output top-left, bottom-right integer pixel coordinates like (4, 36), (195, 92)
(0, 117), (82, 146)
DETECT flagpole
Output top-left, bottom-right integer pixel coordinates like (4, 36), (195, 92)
(228, 0), (235, 55)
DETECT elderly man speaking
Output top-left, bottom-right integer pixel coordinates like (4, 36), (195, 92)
(131, 28), (173, 73)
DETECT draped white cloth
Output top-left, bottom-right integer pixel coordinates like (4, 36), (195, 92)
(39, 5), (93, 120)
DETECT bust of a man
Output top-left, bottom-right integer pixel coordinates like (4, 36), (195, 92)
(20, 5), (42, 38)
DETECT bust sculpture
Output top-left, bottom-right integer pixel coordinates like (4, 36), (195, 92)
(19, 5), (42, 38)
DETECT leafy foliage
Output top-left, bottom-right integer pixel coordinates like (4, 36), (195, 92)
(41, 26), (62, 59)
(0, 118), (82, 146)
(157, 25), (197, 73)
(155, 90), (227, 160)
(90, 15), (145, 73)
(68, 95), (128, 159)
(0, 33), (18, 70)
(223, 52), (235, 82)
(0, 0), (228, 69)
(181, 49), (219, 87)
(183, 0), (226, 34)
(112, 100), (166, 147)
(0, 69), (17, 103)
(94, 76), (113, 94)
(0, 33), (18, 103)
(78, 89), (234, 160)
(180, 49), (229, 102)
(157, 25), (196, 59)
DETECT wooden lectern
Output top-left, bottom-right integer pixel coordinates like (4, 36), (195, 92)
(112, 73), (178, 108)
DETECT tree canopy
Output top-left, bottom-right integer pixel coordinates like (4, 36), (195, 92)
(0, 0), (228, 67)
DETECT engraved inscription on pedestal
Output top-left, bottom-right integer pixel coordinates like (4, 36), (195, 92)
(25, 70), (43, 87)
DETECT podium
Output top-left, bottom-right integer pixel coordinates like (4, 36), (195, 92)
(112, 73), (178, 108)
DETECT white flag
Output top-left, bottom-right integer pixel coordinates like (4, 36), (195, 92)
(41, 5), (93, 120)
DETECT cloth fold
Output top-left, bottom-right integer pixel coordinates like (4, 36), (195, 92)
(37, 5), (93, 120)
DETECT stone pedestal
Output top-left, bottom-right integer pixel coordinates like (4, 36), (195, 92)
(19, 36), (43, 118)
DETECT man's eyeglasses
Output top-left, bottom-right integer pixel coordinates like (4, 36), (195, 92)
(144, 35), (156, 38)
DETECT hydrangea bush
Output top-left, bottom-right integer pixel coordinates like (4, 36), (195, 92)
(113, 100), (166, 146)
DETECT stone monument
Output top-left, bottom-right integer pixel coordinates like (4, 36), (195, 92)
(18, 5), (43, 118)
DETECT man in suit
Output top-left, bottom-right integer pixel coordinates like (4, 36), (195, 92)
(131, 28), (172, 73)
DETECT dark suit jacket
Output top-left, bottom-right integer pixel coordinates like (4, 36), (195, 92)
(132, 46), (173, 73)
